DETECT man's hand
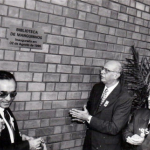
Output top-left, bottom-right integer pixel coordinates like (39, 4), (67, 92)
(126, 134), (144, 145)
(29, 137), (43, 150)
(69, 105), (90, 121)
(22, 134), (34, 141)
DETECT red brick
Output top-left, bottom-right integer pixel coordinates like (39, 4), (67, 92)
(4, 50), (15, 60)
(118, 13), (128, 21)
(62, 125), (76, 133)
(41, 92), (58, 100)
(8, 6), (19, 17)
(30, 111), (38, 119)
(0, 61), (17, 71)
(74, 20), (89, 30)
(71, 56), (85, 65)
(13, 111), (29, 120)
(39, 110), (56, 118)
(72, 66), (80, 73)
(63, 133), (71, 140)
(68, 74), (83, 82)
(36, 127), (54, 136)
(15, 102), (25, 111)
(59, 46), (74, 55)
(61, 27), (76, 37)
(50, 117), (66, 126)
(51, 0), (68, 6)
(25, 102), (43, 110)
(43, 101), (52, 109)
(60, 140), (75, 149)
(48, 64), (56, 72)
(15, 92), (31, 101)
(24, 120), (41, 129)
(16, 52), (34, 62)
(4, 0), (25, 8)
(0, 4), (8, 15)
(17, 82), (27, 91)
(34, 22), (52, 33)
(52, 101), (67, 109)
(78, 1), (91, 12)
(54, 126), (62, 134)
(31, 92), (41, 102)
(43, 73), (59, 82)
(109, 1), (120, 11)
(57, 65), (72, 73)
(63, 7), (78, 18)
(36, 1), (54, 13)
(28, 83), (45, 91)
(98, 7), (111, 17)
(48, 134), (63, 143)
(2, 17), (22, 27)
(86, 13), (100, 23)
(67, 92), (81, 99)
(85, 31), (98, 41)
(20, 9), (39, 21)
(47, 34), (63, 45)
(83, 49), (96, 57)
(58, 92), (66, 100)
(55, 83), (71, 91)
(39, 13), (48, 23)
(92, 59), (105, 66)
(41, 119), (49, 127)
(15, 72), (32, 81)
(46, 54), (61, 64)
(49, 14), (65, 26)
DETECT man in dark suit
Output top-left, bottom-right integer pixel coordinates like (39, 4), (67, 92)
(0, 70), (43, 150)
(70, 60), (132, 150)
(123, 96), (150, 150)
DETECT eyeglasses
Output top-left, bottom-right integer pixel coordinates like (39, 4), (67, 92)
(100, 67), (120, 74)
(0, 91), (17, 99)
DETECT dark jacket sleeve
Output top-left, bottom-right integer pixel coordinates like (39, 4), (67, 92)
(89, 94), (132, 135)
(122, 112), (135, 141)
(0, 140), (29, 150)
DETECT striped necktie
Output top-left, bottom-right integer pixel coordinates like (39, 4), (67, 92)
(100, 88), (108, 105)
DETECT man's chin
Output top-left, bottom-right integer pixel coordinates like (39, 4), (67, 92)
(1, 104), (10, 108)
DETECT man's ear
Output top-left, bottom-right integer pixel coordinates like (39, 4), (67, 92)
(114, 72), (120, 80)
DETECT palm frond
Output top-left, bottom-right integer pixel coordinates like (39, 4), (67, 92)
(124, 46), (150, 111)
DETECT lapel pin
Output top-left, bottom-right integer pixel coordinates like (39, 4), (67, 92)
(104, 100), (109, 107)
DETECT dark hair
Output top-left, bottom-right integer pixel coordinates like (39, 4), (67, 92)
(0, 70), (16, 82)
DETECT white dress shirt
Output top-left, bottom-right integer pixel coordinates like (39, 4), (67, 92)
(0, 107), (14, 143)
(87, 82), (119, 123)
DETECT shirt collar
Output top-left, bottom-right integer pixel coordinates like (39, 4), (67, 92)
(105, 81), (119, 91)
(0, 107), (4, 113)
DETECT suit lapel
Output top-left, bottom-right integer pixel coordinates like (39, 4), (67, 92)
(93, 84), (105, 115)
(95, 83), (121, 114)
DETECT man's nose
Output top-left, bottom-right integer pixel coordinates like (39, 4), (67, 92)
(5, 94), (11, 101)
(101, 69), (105, 74)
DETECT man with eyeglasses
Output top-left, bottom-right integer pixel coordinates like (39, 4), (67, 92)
(0, 71), (43, 150)
(70, 60), (132, 150)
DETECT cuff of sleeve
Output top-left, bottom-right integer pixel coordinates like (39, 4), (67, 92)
(87, 115), (92, 124)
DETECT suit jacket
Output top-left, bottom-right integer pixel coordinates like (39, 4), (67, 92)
(0, 108), (29, 150)
(83, 82), (132, 150)
(123, 109), (150, 150)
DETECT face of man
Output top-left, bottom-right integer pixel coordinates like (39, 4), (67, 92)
(0, 79), (16, 108)
(101, 61), (121, 85)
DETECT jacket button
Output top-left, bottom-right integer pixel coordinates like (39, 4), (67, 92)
(103, 137), (105, 138)
(96, 147), (98, 149)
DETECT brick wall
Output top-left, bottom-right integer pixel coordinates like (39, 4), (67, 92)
(0, 0), (150, 149)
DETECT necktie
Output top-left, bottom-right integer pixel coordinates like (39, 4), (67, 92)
(4, 109), (11, 125)
(4, 109), (15, 135)
(100, 88), (108, 105)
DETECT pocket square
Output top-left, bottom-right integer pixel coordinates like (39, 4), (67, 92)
(104, 100), (109, 107)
